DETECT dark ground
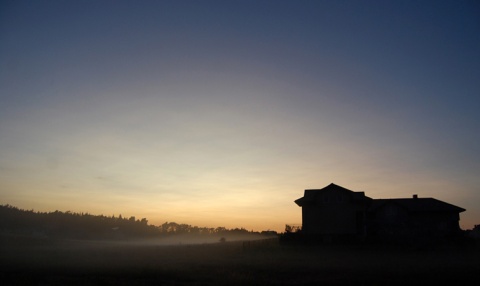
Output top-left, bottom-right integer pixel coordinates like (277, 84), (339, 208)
(1, 235), (479, 285)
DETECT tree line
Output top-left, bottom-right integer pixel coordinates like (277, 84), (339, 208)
(0, 204), (277, 240)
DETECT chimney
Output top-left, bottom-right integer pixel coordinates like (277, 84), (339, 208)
(413, 194), (418, 199)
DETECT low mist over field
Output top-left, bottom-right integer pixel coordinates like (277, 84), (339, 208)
(2, 233), (479, 286)
(132, 233), (270, 246)
(1, 204), (480, 285)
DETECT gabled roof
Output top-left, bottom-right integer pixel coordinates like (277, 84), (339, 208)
(295, 183), (371, 206)
(369, 198), (465, 213)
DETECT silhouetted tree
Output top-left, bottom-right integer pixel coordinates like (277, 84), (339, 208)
(0, 204), (273, 240)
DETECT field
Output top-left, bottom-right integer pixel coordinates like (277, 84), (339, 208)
(1, 235), (479, 285)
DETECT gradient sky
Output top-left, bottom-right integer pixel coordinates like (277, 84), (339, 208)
(1, 0), (479, 232)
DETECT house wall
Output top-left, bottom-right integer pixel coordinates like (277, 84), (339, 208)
(302, 191), (368, 235)
(410, 212), (461, 234)
(302, 205), (357, 234)
(368, 204), (410, 237)
(369, 203), (462, 239)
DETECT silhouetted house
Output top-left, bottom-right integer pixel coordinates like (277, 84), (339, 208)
(294, 184), (372, 240)
(367, 196), (465, 241)
(295, 183), (465, 242)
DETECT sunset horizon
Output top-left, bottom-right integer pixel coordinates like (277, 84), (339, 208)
(1, 0), (479, 234)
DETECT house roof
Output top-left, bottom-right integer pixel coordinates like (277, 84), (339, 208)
(295, 183), (372, 206)
(369, 198), (466, 213)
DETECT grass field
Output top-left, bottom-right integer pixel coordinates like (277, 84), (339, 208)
(1, 235), (479, 285)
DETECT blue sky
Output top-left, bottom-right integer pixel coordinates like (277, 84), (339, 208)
(1, 0), (479, 231)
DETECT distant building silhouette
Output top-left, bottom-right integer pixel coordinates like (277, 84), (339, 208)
(295, 183), (465, 242)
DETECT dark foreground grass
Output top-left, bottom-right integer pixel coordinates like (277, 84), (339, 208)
(1, 236), (479, 285)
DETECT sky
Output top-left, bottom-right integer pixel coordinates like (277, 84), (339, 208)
(1, 0), (479, 232)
